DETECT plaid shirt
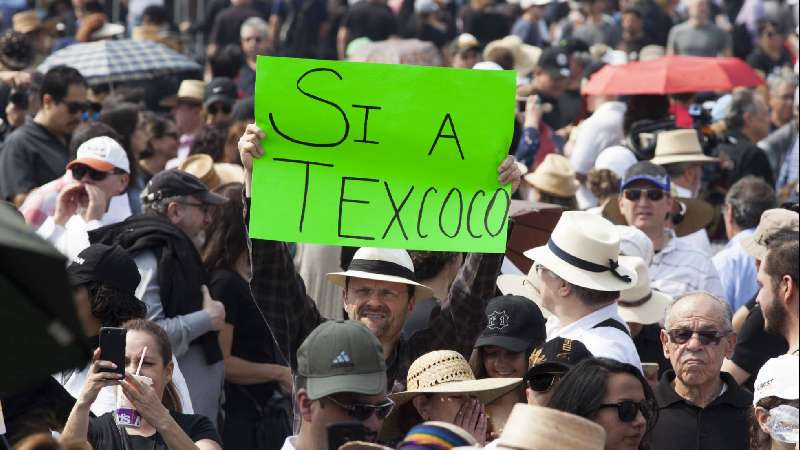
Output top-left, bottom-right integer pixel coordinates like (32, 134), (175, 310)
(245, 199), (503, 390)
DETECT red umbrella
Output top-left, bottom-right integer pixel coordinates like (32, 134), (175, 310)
(581, 55), (763, 95)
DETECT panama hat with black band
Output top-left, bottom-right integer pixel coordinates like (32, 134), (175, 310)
(327, 247), (434, 299)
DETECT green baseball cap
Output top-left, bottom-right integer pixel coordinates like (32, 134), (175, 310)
(297, 320), (387, 400)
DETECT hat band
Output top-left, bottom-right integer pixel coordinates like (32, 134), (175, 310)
(348, 259), (416, 282)
(547, 240), (632, 284)
(618, 291), (652, 308)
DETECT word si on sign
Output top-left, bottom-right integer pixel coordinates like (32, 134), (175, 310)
(249, 56), (516, 252)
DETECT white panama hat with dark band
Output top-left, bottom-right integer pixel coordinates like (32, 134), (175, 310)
(327, 247), (434, 299)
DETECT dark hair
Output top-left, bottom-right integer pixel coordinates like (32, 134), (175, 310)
(189, 124), (227, 161)
(749, 397), (800, 450)
(100, 102), (142, 182)
(140, 112), (174, 159)
(622, 6), (643, 18)
(202, 183), (248, 272)
(547, 358), (658, 450)
(209, 44), (243, 79)
(0, 30), (33, 71)
(82, 281), (146, 328)
(122, 319), (182, 412)
(756, 18), (781, 36)
(726, 88), (763, 131)
(725, 176), (777, 230)
(485, 46), (515, 70)
(39, 65), (87, 103)
(623, 95), (670, 135)
(408, 251), (460, 281)
(69, 121), (123, 159)
(587, 168), (620, 201)
(468, 346), (536, 383)
(569, 282), (620, 308)
(142, 4), (170, 26)
(764, 237), (799, 291)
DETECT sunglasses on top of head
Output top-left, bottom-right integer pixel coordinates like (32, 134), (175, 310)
(598, 399), (656, 422)
(70, 164), (125, 181)
(623, 188), (667, 202)
(325, 396), (395, 421)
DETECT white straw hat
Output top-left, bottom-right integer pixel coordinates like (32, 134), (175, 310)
(327, 247), (434, 299)
(616, 257), (673, 325)
(524, 211), (638, 291)
(651, 129), (719, 166)
(483, 35), (541, 76)
(496, 265), (552, 318)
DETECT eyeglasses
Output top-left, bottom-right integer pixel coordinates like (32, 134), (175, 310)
(70, 164), (125, 181)
(598, 399), (656, 423)
(207, 102), (231, 115)
(63, 101), (89, 114)
(667, 329), (730, 346)
(526, 372), (564, 392)
(623, 188), (667, 202)
(325, 396), (395, 421)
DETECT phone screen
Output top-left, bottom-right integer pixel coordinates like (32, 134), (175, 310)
(99, 327), (126, 375)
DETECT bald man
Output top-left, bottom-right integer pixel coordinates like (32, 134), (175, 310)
(650, 292), (752, 450)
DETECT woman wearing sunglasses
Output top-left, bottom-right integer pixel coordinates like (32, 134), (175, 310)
(547, 358), (658, 450)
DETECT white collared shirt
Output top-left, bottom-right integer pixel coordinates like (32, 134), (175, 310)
(280, 436), (298, 450)
(650, 230), (725, 301)
(546, 303), (642, 369)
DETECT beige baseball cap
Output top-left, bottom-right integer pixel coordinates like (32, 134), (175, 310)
(741, 209), (799, 260)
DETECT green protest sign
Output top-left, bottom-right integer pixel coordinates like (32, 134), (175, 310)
(250, 56), (515, 252)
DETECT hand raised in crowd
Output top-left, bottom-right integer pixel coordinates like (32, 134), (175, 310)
(119, 373), (172, 430)
(53, 183), (88, 226)
(201, 285), (226, 331)
(523, 95), (543, 129)
(82, 183), (111, 223)
(498, 155), (522, 194)
(76, 348), (124, 408)
(238, 123), (266, 174)
(453, 398), (488, 445)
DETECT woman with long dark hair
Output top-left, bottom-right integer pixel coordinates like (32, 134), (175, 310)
(201, 183), (293, 450)
(547, 358), (658, 450)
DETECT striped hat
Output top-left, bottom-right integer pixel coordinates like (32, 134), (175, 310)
(397, 422), (478, 450)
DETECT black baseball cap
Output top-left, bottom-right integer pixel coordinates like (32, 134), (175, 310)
(525, 337), (593, 381)
(474, 295), (547, 353)
(141, 168), (228, 205)
(621, 161), (671, 192)
(204, 77), (237, 108)
(558, 37), (590, 56)
(67, 244), (141, 296)
(537, 47), (571, 79)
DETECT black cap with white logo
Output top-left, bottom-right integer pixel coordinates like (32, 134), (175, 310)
(474, 295), (547, 353)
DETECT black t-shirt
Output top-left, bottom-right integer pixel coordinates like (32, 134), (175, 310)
(0, 121), (69, 200)
(712, 132), (775, 189)
(633, 323), (672, 377)
(87, 411), (221, 449)
(342, 1), (397, 42)
(731, 302), (788, 389)
(746, 47), (792, 77)
(210, 6), (266, 48)
(460, 8), (511, 46)
(209, 269), (286, 417)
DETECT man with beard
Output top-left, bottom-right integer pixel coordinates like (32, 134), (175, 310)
(755, 236), (799, 356)
(238, 124), (520, 390)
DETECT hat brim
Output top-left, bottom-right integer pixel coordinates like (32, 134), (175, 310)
(740, 234), (767, 260)
(327, 271), (435, 300)
(524, 172), (580, 197)
(523, 246), (638, 292)
(651, 154), (719, 166)
(603, 195), (714, 237)
(66, 158), (115, 173)
(389, 377), (523, 407)
(306, 370), (387, 401)
(204, 95), (234, 109)
(524, 362), (570, 381)
(474, 334), (533, 353)
(496, 274), (552, 318)
(195, 190), (228, 205)
(617, 290), (672, 325)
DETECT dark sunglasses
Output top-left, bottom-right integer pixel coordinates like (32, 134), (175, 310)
(63, 101), (89, 114)
(599, 399), (656, 422)
(526, 372), (564, 393)
(70, 164), (124, 181)
(207, 102), (232, 115)
(623, 188), (666, 202)
(667, 329), (729, 346)
(325, 396), (395, 421)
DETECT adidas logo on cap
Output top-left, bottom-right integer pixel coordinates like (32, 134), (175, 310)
(331, 351), (354, 368)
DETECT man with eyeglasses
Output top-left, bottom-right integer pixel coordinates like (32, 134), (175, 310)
(617, 161), (724, 300)
(36, 136), (130, 261)
(650, 291), (752, 450)
(89, 169), (230, 426)
(284, 320), (392, 450)
(0, 65), (87, 206)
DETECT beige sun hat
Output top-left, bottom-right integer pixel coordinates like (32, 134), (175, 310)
(650, 129), (719, 166)
(616, 257), (673, 325)
(524, 211), (638, 292)
(12, 10), (41, 34)
(178, 154), (245, 191)
(524, 154), (580, 197)
(491, 404), (607, 450)
(483, 35), (541, 76)
(327, 247), (434, 299)
(741, 208), (800, 259)
(496, 265), (552, 318)
(160, 79), (205, 107)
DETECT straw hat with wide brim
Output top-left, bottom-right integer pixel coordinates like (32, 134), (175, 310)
(483, 35), (541, 76)
(494, 404), (606, 450)
(12, 10), (41, 34)
(327, 247), (434, 299)
(524, 211), (638, 292)
(178, 154), (245, 191)
(160, 79), (205, 107)
(741, 208), (800, 259)
(651, 129), (719, 166)
(496, 265), (552, 319)
(524, 154), (580, 198)
(616, 256), (673, 325)
(603, 195), (715, 237)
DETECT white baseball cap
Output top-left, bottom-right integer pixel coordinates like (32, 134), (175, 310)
(754, 355), (800, 405)
(66, 136), (130, 174)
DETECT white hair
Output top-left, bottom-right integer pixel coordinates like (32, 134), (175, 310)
(664, 291), (733, 332)
(240, 16), (269, 39)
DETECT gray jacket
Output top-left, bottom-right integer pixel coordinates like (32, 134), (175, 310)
(759, 122), (799, 176)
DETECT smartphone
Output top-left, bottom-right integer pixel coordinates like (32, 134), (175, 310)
(99, 327), (126, 375)
(327, 421), (370, 450)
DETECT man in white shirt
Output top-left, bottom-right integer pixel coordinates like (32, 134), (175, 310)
(523, 211), (642, 368)
(617, 161), (725, 300)
(37, 136), (131, 261)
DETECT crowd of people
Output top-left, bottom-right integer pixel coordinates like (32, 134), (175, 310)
(0, 0), (798, 449)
